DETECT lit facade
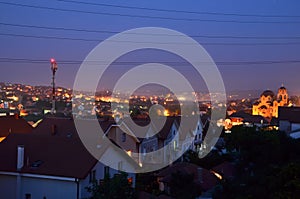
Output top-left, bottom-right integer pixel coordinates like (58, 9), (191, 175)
(252, 86), (289, 118)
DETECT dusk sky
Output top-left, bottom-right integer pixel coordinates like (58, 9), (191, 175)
(1, 0), (300, 94)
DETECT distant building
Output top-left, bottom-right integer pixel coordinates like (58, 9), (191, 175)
(224, 111), (268, 130)
(252, 86), (289, 119)
(278, 106), (300, 134)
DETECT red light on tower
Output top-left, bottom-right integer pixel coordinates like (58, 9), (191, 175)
(50, 58), (56, 64)
(50, 58), (58, 74)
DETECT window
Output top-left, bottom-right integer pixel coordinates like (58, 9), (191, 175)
(173, 140), (178, 150)
(104, 166), (110, 176)
(127, 177), (133, 186)
(89, 170), (96, 183)
(118, 161), (123, 171)
(121, 133), (126, 142)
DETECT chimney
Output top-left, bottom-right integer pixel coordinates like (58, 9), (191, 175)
(17, 145), (24, 171)
(51, 124), (57, 135)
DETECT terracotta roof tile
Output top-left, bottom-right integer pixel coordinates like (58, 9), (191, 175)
(0, 115), (32, 137)
(0, 133), (97, 179)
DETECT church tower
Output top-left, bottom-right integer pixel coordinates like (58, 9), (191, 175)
(277, 85), (288, 106)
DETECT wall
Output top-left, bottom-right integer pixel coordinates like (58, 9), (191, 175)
(0, 174), (17, 199)
(21, 176), (77, 199)
(0, 174), (77, 199)
(291, 123), (300, 132)
(279, 120), (291, 133)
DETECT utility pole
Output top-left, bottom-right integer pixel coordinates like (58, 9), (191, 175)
(50, 58), (58, 114)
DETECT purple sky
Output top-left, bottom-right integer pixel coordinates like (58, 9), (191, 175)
(1, 0), (300, 94)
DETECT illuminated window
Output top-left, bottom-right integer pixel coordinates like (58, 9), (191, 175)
(173, 140), (178, 150)
(128, 177), (133, 185)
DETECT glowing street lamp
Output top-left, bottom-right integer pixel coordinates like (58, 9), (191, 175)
(50, 58), (58, 114)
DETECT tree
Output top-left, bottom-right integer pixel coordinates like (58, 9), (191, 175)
(214, 126), (300, 199)
(86, 172), (135, 199)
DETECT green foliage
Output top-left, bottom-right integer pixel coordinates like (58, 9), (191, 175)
(86, 172), (135, 199)
(214, 126), (300, 199)
(135, 172), (159, 195)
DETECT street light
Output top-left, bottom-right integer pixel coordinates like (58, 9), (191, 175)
(50, 58), (58, 114)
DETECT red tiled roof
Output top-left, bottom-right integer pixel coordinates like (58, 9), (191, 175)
(212, 161), (235, 179)
(157, 162), (199, 182)
(0, 115), (32, 137)
(0, 117), (138, 179)
(156, 161), (236, 192)
(33, 117), (115, 138)
(0, 133), (97, 179)
(200, 169), (218, 191)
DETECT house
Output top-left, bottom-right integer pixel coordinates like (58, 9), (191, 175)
(278, 106), (300, 134)
(156, 161), (235, 198)
(138, 116), (203, 167)
(103, 115), (202, 172)
(0, 117), (138, 199)
(188, 116), (203, 152)
(156, 162), (202, 195)
(104, 118), (142, 164)
(225, 111), (268, 130)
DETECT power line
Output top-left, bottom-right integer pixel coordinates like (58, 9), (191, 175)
(0, 33), (100, 42)
(1, 22), (300, 40)
(55, 0), (300, 18)
(1, 57), (300, 65)
(0, 1), (300, 24)
(1, 32), (300, 46)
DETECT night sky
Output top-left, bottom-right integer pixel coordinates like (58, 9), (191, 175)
(1, 0), (300, 94)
